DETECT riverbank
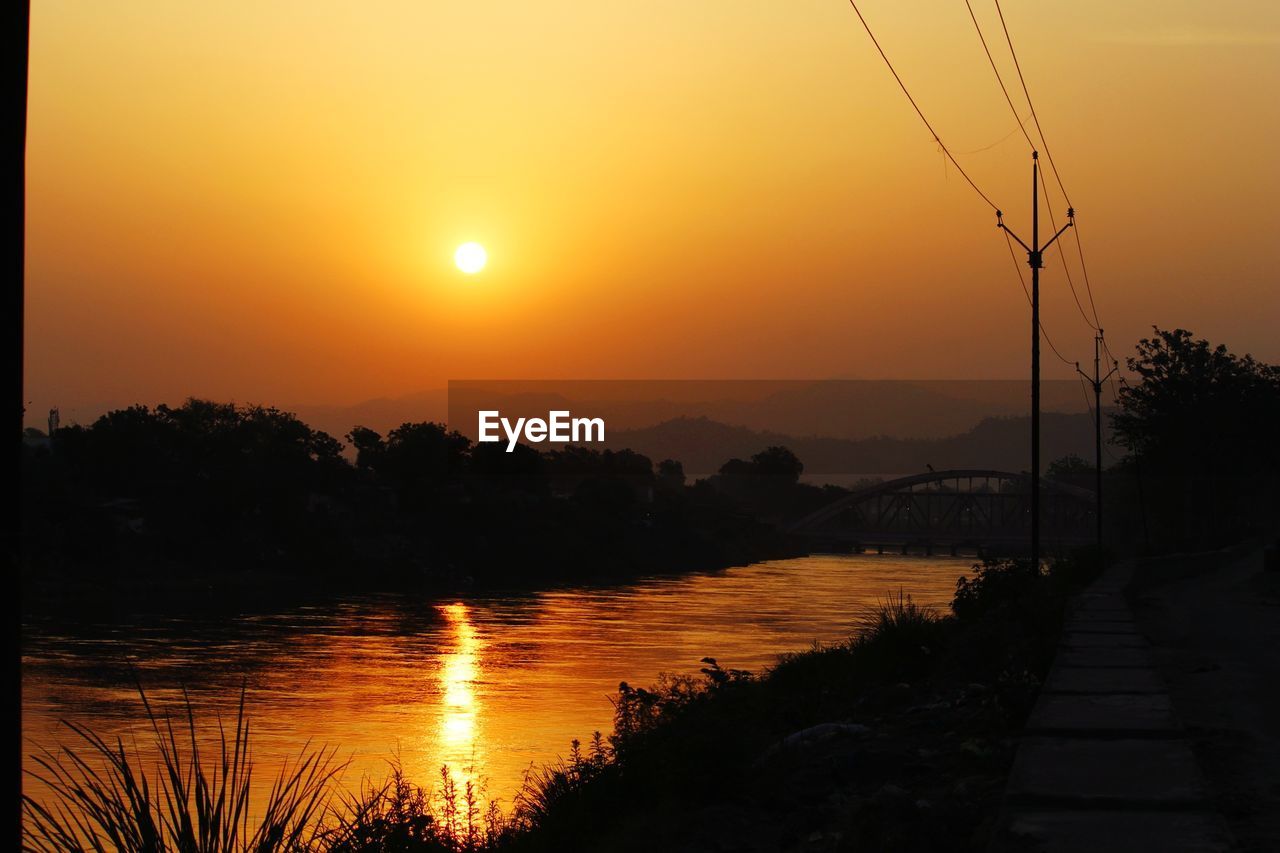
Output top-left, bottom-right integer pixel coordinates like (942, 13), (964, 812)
(492, 556), (1094, 852)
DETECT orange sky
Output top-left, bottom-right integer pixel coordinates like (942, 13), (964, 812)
(23, 1), (1280, 424)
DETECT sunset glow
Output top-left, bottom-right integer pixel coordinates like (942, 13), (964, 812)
(24, 1), (1280, 420)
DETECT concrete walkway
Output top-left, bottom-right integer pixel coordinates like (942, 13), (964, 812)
(989, 562), (1235, 852)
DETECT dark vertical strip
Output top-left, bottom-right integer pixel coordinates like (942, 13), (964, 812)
(8, 1), (29, 845)
(1030, 153), (1040, 572)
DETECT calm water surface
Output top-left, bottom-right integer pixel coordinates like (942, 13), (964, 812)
(22, 555), (968, 809)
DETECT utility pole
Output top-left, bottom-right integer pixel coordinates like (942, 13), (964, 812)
(998, 151), (1072, 572)
(1076, 331), (1119, 559)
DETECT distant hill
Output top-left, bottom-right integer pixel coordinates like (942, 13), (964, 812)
(606, 413), (1112, 482)
(290, 389), (449, 440)
(445, 379), (1088, 442)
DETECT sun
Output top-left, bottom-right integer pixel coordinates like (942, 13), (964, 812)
(454, 242), (487, 274)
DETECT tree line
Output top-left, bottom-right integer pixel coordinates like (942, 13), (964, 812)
(21, 401), (833, 590)
(20, 327), (1278, 591)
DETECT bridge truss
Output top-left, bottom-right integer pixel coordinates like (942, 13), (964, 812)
(789, 469), (1095, 555)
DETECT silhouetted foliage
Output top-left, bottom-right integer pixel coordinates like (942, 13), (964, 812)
(1112, 328), (1279, 461)
(23, 685), (345, 853)
(22, 400), (352, 577)
(346, 426), (386, 470)
(1046, 453), (1092, 478)
(709, 444), (836, 521)
(949, 554), (1100, 693)
(468, 441), (548, 498)
(655, 458), (685, 491)
(717, 446), (803, 489)
(1110, 327), (1280, 549)
(545, 446), (655, 511)
(346, 422), (471, 510)
(749, 445), (804, 485)
(22, 403), (802, 592)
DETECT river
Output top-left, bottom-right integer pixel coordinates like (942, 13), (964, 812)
(21, 554), (971, 813)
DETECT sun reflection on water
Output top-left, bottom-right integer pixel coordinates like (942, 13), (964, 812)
(437, 602), (482, 787)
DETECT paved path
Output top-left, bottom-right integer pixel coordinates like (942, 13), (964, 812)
(989, 561), (1235, 852)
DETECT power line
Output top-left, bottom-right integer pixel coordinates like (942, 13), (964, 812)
(992, 0), (1068, 204)
(1100, 335), (1117, 365)
(1100, 336), (1122, 375)
(1101, 337), (1125, 404)
(845, 0), (1094, 346)
(963, 0), (1036, 153)
(953, 113), (1032, 155)
(1072, 220), (1102, 328)
(1077, 371), (1119, 462)
(1080, 361), (1122, 463)
(1077, 373), (1095, 420)
(1106, 372), (1123, 422)
(971, 4), (1109, 568)
(1039, 170), (1099, 331)
(843, 0), (1002, 211)
(1099, 338), (1124, 463)
(1096, 335), (1125, 402)
(993, 0), (1103, 329)
(967, 0), (1100, 333)
(995, 153), (1075, 572)
(844, 1), (1098, 570)
(1002, 228), (1075, 366)
(1075, 333), (1120, 554)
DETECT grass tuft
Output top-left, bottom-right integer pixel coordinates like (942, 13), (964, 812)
(847, 590), (947, 681)
(23, 684), (344, 852)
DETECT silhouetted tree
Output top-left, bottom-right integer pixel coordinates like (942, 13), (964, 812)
(42, 400), (351, 570)
(750, 446), (804, 487)
(544, 446), (655, 513)
(713, 445), (809, 518)
(656, 459), (686, 491)
(1047, 454), (1093, 477)
(352, 422), (470, 510)
(468, 441), (548, 498)
(346, 426), (386, 471)
(1112, 328), (1279, 460)
(1111, 327), (1280, 547)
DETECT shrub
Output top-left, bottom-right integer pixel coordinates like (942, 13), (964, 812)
(849, 590), (947, 681)
(323, 763), (507, 853)
(951, 559), (1043, 622)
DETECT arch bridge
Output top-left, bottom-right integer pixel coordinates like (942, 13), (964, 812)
(789, 469), (1095, 556)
